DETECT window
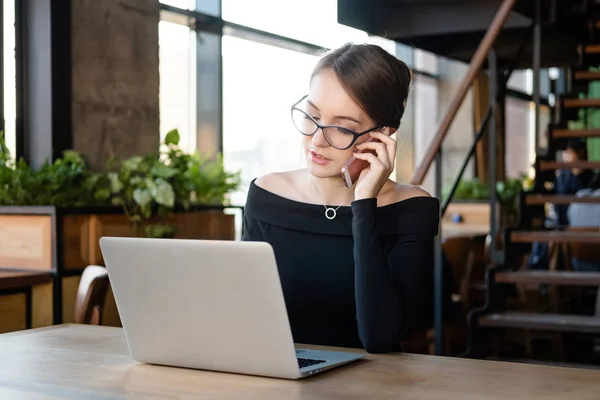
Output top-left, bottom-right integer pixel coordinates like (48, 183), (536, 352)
(413, 74), (439, 194)
(221, 0), (396, 53)
(3, 0), (16, 159)
(222, 36), (320, 205)
(160, 0), (195, 9)
(414, 49), (438, 76)
(158, 20), (196, 152)
(505, 97), (533, 178)
(159, 0), (436, 206)
(507, 69), (531, 94)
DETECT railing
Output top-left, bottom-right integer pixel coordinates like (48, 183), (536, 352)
(406, 0), (533, 356)
(410, 0), (518, 185)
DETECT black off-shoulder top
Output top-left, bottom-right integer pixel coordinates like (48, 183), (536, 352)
(242, 179), (440, 353)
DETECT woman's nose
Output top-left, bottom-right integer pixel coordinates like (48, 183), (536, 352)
(312, 128), (328, 146)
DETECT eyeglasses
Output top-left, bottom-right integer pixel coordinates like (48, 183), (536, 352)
(290, 95), (383, 150)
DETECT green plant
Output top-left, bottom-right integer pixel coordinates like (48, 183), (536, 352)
(443, 178), (490, 201)
(106, 129), (241, 225)
(0, 129), (241, 237)
(443, 175), (529, 204)
(0, 131), (112, 207)
(443, 174), (530, 226)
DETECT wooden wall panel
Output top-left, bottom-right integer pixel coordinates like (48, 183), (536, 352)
(0, 215), (52, 271)
(0, 294), (26, 333)
(62, 215), (93, 270)
(32, 283), (53, 329)
(62, 276), (80, 323)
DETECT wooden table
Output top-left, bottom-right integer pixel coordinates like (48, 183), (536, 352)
(1, 325), (599, 399)
(442, 222), (490, 239)
(0, 270), (53, 331)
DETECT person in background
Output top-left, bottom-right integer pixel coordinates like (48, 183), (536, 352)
(553, 139), (594, 226)
(566, 173), (600, 318)
(567, 172), (600, 272)
(528, 139), (594, 270)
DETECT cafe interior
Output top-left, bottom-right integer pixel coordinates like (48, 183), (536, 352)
(1, 0), (600, 398)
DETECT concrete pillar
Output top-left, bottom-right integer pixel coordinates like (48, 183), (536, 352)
(71, 0), (160, 170)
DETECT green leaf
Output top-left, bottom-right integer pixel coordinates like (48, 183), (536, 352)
(144, 223), (175, 238)
(108, 172), (124, 193)
(151, 178), (175, 207)
(94, 188), (111, 201)
(150, 164), (178, 179)
(164, 129), (180, 146)
(133, 188), (152, 207)
(122, 156), (143, 171)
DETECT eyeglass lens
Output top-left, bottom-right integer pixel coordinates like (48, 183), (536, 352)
(291, 109), (355, 149)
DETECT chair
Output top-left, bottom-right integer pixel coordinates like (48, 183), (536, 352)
(74, 265), (110, 325)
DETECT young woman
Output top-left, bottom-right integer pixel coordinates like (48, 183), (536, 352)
(242, 43), (440, 353)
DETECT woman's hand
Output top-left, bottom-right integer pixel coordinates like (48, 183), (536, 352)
(352, 131), (397, 200)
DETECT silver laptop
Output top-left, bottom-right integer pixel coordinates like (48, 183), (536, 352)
(99, 236), (365, 379)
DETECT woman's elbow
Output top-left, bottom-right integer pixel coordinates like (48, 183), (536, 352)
(360, 332), (401, 354)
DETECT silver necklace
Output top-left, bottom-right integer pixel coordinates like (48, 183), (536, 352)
(308, 175), (354, 220)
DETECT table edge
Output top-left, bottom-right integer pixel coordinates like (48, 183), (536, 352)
(0, 323), (122, 338)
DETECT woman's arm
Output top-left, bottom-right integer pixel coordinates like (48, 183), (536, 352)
(352, 198), (434, 353)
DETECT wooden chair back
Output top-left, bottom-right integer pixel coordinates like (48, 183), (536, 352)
(74, 265), (110, 325)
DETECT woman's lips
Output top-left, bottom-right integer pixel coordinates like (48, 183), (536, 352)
(309, 150), (330, 166)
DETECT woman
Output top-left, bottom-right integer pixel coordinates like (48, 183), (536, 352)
(528, 139), (594, 270)
(242, 43), (440, 353)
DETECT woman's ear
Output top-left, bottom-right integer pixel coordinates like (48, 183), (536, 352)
(382, 126), (397, 136)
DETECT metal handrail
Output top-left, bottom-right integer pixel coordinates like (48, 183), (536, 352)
(410, 0), (517, 185)
(440, 26), (531, 217)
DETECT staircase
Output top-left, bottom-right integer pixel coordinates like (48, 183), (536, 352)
(463, 5), (600, 360)
(339, 0), (600, 358)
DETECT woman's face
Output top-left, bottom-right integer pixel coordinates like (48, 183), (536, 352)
(562, 148), (580, 163)
(299, 69), (380, 179)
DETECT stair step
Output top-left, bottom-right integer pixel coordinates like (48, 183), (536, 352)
(511, 230), (600, 243)
(580, 44), (600, 55)
(539, 160), (600, 170)
(563, 98), (600, 108)
(479, 312), (600, 333)
(495, 271), (600, 286)
(553, 128), (600, 138)
(525, 195), (600, 205)
(574, 70), (600, 81)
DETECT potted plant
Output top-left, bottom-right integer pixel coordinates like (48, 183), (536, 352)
(442, 175), (529, 227)
(0, 129), (241, 326)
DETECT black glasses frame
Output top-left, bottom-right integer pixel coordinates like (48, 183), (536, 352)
(290, 95), (383, 150)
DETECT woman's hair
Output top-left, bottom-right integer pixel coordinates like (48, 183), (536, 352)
(566, 138), (588, 161)
(311, 43), (412, 129)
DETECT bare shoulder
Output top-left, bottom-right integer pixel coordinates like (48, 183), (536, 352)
(254, 171), (295, 191)
(254, 170), (306, 199)
(380, 182), (431, 206)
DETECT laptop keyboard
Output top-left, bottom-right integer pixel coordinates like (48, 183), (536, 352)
(297, 357), (326, 369)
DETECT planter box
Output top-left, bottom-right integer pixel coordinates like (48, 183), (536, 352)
(0, 205), (240, 330)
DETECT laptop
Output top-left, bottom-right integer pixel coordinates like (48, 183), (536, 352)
(98, 236), (365, 379)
